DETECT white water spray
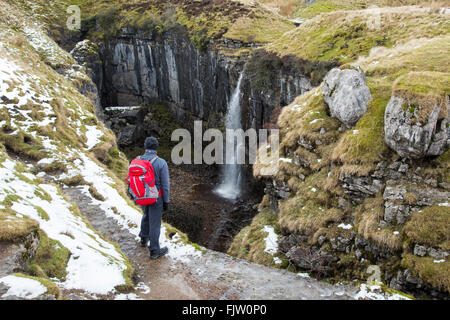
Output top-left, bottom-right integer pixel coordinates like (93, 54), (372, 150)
(215, 72), (244, 200)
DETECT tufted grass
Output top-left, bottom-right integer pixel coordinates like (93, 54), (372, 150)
(402, 254), (450, 294)
(228, 208), (287, 267)
(0, 211), (39, 243)
(293, 0), (450, 19)
(267, 7), (449, 63)
(28, 230), (71, 281)
(404, 205), (450, 251)
(353, 193), (403, 251)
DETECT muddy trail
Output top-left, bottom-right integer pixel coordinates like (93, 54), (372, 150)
(62, 186), (359, 300)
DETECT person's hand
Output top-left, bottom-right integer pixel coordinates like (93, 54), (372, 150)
(163, 202), (169, 212)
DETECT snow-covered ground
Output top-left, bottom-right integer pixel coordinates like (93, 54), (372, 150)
(0, 275), (47, 299)
(0, 17), (202, 298)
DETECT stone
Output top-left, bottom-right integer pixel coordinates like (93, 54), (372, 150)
(100, 30), (312, 131)
(384, 95), (449, 159)
(317, 235), (327, 246)
(398, 163), (409, 174)
(384, 201), (410, 224)
(322, 65), (372, 128)
(118, 125), (138, 147)
(427, 247), (449, 260)
(286, 245), (338, 275)
(413, 244), (427, 257)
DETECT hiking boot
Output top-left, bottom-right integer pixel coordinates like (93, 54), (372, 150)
(149, 247), (168, 260)
(140, 237), (149, 247)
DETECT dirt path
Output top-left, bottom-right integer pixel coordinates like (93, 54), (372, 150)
(62, 186), (358, 300)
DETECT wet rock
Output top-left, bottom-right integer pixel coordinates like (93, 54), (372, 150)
(322, 65), (372, 128)
(100, 30), (312, 131)
(118, 125), (139, 147)
(0, 231), (39, 277)
(384, 95), (449, 159)
(70, 40), (104, 120)
(279, 233), (309, 253)
(390, 269), (424, 292)
(286, 245), (338, 275)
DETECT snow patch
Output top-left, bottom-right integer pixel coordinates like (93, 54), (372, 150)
(262, 225), (279, 257)
(338, 223), (352, 230)
(0, 275), (47, 299)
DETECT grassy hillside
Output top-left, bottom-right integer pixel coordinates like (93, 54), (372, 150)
(230, 3), (450, 296)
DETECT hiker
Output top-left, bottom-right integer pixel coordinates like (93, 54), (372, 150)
(129, 136), (170, 259)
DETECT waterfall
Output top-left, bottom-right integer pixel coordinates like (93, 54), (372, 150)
(215, 72), (244, 200)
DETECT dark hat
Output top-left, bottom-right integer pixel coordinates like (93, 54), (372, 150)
(144, 136), (159, 150)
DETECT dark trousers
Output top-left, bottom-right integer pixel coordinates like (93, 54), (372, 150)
(139, 197), (163, 251)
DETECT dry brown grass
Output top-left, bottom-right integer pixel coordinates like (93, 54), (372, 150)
(404, 205), (450, 250)
(354, 194), (403, 251)
(402, 254), (450, 293)
(256, 0), (298, 16)
(0, 213), (39, 242)
(278, 168), (345, 235)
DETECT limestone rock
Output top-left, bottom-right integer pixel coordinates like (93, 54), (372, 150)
(384, 96), (449, 159)
(322, 66), (372, 128)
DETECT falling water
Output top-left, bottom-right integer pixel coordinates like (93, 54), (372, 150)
(215, 72), (244, 200)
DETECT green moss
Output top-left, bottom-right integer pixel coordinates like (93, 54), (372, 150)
(331, 85), (393, 167)
(268, 9), (449, 64)
(404, 205), (450, 251)
(29, 230), (71, 281)
(393, 71), (449, 124)
(34, 188), (52, 202)
(112, 241), (135, 293)
(35, 206), (49, 221)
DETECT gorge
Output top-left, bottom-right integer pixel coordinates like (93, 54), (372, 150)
(0, 0), (449, 301)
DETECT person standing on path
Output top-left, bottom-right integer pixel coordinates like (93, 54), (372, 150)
(138, 136), (170, 259)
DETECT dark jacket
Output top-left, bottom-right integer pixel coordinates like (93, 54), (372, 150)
(140, 149), (170, 203)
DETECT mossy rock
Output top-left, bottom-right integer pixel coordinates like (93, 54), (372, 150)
(393, 71), (449, 125)
(402, 254), (450, 294)
(28, 231), (71, 281)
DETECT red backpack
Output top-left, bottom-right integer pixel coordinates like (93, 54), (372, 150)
(127, 156), (161, 205)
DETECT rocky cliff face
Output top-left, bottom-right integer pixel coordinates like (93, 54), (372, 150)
(93, 28), (311, 131)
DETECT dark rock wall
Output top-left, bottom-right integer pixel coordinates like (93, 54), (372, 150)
(96, 28), (311, 131)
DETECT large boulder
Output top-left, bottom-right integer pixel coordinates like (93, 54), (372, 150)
(322, 65), (372, 128)
(384, 95), (449, 159)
